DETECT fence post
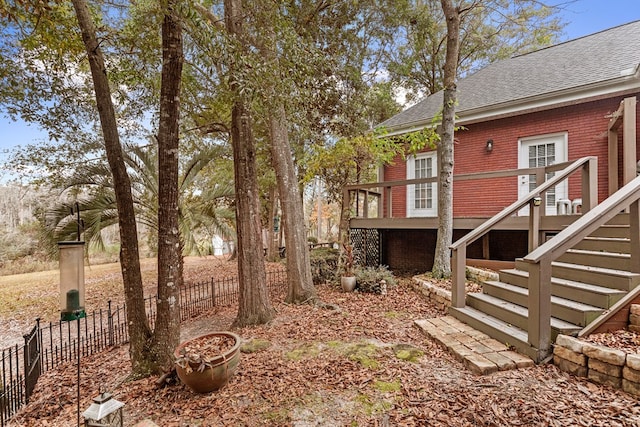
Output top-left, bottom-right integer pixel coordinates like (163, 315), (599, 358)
(23, 318), (41, 404)
(107, 300), (114, 347)
(210, 278), (216, 308)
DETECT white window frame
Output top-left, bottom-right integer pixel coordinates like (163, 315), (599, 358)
(406, 151), (437, 217)
(518, 132), (568, 216)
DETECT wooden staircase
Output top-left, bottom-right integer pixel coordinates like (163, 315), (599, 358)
(449, 216), (640, 361)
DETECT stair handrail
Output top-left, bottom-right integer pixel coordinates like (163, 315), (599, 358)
(449, 156), (598, 310)
(523, 174), (640, 359)
(524, 174), (640, 264)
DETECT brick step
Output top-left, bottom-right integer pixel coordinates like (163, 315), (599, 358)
(448, 305), (543, 362)
(498, 268), (625, 309)
(481, 281), (603, 326)
(414, 317), (534, 374)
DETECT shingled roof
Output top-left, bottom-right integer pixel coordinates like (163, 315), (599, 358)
(380, 20), (640, 134)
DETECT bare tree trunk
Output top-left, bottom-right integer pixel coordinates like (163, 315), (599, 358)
(225, 0), (275, 327)
(151, 0), (183, 373)
(266, 187), (279, 262)
(432, 0), (461, 278)
(338, 175), (351, 245)
(71, 0), (151, 375)
(268, 105), (316, 303)
(316, 178), (322, 241)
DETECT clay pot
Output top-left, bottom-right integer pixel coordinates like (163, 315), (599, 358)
(174, 331), (241, 393)
(341, 276), (357, 292)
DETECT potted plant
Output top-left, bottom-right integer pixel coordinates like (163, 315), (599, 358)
(340, 243), (357, 292)
(174, 331), (241, 393)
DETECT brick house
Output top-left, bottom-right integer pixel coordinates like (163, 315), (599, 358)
(345, 21), (640, 360)
(348, 20), (640, 272)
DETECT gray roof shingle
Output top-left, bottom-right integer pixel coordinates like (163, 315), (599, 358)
(380, 20), (640, 131)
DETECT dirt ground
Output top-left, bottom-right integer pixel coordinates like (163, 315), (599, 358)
(8, 262), (640, 426)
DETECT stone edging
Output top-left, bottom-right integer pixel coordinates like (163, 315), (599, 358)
(554, 334), (640, 396)
(410, 267), (498, 311)
(411, 276), (452, 311)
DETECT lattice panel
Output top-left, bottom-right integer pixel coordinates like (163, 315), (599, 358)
(350, 228), (380, 267)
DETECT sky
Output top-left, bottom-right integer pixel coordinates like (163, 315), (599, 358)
(1, 0), (640, 169)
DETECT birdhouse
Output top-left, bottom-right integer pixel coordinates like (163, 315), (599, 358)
(59, 241), (86, 321)
(82, 392), (124, 427)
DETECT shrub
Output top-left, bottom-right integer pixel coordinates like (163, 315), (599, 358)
(355, 265), (397, 294)
(309, 247), (339, 285)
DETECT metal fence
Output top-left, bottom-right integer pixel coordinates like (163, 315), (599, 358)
(0, 268), (287, 426)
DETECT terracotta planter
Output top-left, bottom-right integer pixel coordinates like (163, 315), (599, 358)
(174, 331), (241, 393)
(341, 276), (357, 292)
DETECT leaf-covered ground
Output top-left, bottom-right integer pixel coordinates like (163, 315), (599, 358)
(9, 264), (640, 427)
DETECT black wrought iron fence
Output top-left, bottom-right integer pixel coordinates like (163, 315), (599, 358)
(0, 268), (287, 426)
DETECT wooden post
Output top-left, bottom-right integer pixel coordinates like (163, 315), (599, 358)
(528, 259), (552, 358)
(630, 199), (640, 274)
(623, 97), (637, 186)
(385, 186), (392, 218)
(608, 128), (619, 196)
(363, 190), (369, 218)
(581, 157), (598, 213)
(482, 234), (490, 260)
(451, 246), (466, 308)
(536, 169), (546, 213)
(528, 198), (541, 252)
(608, 99), (623, 195)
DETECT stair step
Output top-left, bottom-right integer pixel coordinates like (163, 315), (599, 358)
(498, 268), (626, 309)
(573, 236), (630, 254)
(466, 293), (583, 337)
(558, 248), (630, 270)
(588, 224), (630, 239)
(482, 281), (603, 326)
(448, 306), (542, 362)
(515, 259), (640, 291)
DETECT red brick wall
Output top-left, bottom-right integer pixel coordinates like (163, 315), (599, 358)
(383, 155), (408, 217)
(383, 94), (640, 217)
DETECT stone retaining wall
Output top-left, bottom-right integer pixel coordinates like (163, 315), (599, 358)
(411, 277), (452, 311)
(553, 334), (640, 396)
(411, 267), (498, 311)
(629, 304), (640, 333)
(553, 304), (640, 397)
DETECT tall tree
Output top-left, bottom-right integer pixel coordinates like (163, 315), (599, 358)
(268, 103), (316, 304)
(70, 0), (151, 374)
(431, 0), (462, 278)
(150, 0), (184, 372)
(258, 3), (316, 304)
(224, 0), (275, 327)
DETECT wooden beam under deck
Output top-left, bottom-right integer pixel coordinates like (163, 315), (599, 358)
(350, 214), (580, 232)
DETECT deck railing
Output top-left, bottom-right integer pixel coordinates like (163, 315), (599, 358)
(343, 157), (597, 220)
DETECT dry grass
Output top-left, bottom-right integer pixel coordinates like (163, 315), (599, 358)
(0, 256), (251, 347)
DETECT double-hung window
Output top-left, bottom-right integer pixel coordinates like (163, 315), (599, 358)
(407, 152), (437, 217)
